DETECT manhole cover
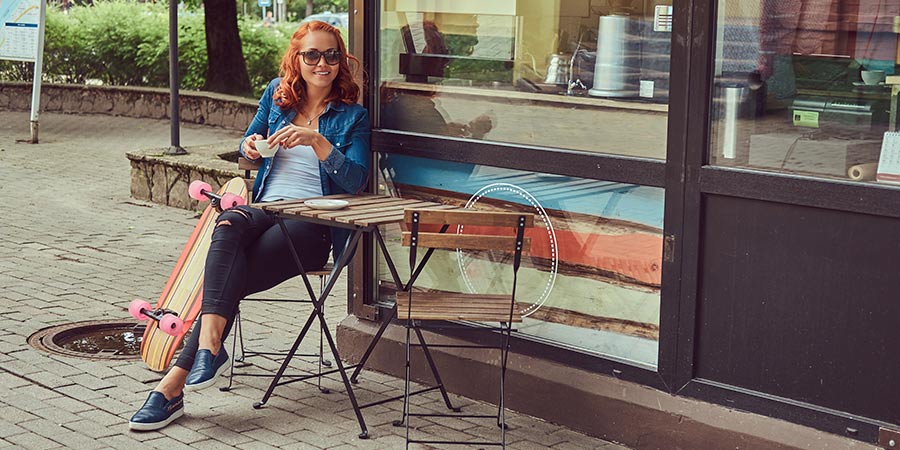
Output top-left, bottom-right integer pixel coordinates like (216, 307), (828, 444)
(28, 320), (146, 360)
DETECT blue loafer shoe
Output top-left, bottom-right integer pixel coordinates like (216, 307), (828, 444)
(184, 348), (230, 391)
(129, 391), (184, 431)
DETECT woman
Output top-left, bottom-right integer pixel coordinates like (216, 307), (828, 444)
(129, 21), (369, 431)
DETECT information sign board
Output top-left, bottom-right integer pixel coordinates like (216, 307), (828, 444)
(0, 0), (41, 62)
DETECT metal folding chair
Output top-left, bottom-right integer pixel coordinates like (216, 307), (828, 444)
(220, 264), (334, 394)
(397, 208), (533, 449)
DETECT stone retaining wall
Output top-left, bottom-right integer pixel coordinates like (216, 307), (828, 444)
(0, 82), (258, 209)
(127, 141), (250, 210)
(0, 82), (256, 130)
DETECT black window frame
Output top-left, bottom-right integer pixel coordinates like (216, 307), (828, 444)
(354, 0), (900, 443)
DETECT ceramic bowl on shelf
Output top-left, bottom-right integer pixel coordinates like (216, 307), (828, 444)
(861, 70), (885, 85)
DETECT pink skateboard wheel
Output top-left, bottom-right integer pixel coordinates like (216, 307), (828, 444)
(189, 180), (212, 201)
(129, 299), (152, 321)
(220, 193), (246, 210)
(159, 314), (184, 336)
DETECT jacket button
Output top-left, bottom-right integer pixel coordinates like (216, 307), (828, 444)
(333, 170), (338, 174)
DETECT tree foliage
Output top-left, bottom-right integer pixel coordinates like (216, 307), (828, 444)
(285, 0), (345, 21)
(0, 0), (314, 97)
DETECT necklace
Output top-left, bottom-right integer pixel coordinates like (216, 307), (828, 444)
(299, 104), (327, 126)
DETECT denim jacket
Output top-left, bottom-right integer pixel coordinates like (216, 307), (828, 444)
(239, 78), (371, 261)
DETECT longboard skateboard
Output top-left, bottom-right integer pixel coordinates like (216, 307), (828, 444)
(134, 177), (249, 372)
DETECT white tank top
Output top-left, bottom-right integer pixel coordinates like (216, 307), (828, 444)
(258, 142), (323, 202)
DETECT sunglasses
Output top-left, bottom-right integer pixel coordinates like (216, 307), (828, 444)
(298, 49), (341, 66)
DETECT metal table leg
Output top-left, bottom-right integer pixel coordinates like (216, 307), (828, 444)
(253, 217), (370, 438)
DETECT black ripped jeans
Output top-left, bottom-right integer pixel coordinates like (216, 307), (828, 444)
(173, 205), (331, 371)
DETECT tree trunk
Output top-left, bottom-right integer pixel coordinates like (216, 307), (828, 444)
(305, 0), (313, 17)
(203, 0), (252, 96)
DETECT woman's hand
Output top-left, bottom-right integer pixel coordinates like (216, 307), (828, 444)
(242, 134), (263, 160)
(268, 125), (332, 160)
(268, 124), (320, 148)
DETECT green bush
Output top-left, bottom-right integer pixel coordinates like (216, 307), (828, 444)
(0, 0), (323, 98)
(240, 21), (297, 95)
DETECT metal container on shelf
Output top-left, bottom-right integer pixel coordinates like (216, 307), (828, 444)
(544, 53), (572, 86)
(713, 80), (758, 162)
(720, 85), (748, 159)
(589, 15), (640, 97)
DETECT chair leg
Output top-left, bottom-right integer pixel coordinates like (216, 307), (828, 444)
(413, 327), (459, 412)
(498, 322), (513, 449)
(350, 307), (394, 384)
(233, 275), (334, 401)
(253, 309), (319, 409)
(401, 321), (413, 446)
(220, 309), (241, 392)
(235, 308), (246, 363)
(317, 274), (331, 394)
(497, 324), (505, 428)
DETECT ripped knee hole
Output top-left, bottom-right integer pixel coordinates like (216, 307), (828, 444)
(215, 208), (251, 227)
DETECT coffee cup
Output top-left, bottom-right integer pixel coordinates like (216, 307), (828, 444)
(254, 138), (277, 158)
(861, 70), (885, 85)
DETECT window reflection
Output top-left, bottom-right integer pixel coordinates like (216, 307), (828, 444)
(379, 1), (673, 159)
(712, 0), (900, 184)
(376, 155), (663, 367)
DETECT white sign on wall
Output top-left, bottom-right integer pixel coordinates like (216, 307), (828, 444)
(0, 0), (41, 62)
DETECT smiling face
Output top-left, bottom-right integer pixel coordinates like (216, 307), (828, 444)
(298, 30), (340, 93)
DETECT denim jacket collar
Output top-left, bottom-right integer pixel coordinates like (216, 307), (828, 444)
(276, 100), (347, 127)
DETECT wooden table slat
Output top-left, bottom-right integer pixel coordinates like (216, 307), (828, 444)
(336, 195), (405, 207)
(396, 312), (523, 322)
(301, 197), (422, 219)
(262, 195), (463, 228)
(398, 305), (515, 312)
(340, 202), (451, 225)
(254, 194), (357, 211)
(334, 201), (444, 224)
(279, 195), (401, 217)
(403, 293), (511, 301)
(354, 205), (461, 227)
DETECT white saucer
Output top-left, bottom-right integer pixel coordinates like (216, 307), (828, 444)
(304, 199), (349, 210)
(852, 81), (886, 86)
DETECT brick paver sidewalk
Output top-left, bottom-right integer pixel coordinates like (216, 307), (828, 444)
(0, 111), (629, 449)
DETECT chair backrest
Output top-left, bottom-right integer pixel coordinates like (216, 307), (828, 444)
(401, 209), (534, 253)
(398, 208), (535, 323)
(238, 156), (260, 179)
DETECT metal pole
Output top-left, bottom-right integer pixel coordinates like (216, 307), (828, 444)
(167, 0), (186, 155)
(29, 0), (48, 144)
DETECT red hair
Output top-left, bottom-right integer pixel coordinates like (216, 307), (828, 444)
(274, 21), (360, 111)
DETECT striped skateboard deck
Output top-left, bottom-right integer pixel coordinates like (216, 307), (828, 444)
(140, 177), (249, 372)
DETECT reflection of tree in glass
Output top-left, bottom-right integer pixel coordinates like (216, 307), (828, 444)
(444, 33), (512, 84)
(382, 89), (495, 140)
(386, 20), (496, 140)
(445, 33), (477, 55)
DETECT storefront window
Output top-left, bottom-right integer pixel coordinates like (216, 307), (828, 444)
(379, 0), (673, 159)
(712, 0), (900, 184)
(375, 154), (663, 368)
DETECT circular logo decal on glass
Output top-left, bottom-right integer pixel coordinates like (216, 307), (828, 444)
(458, 183), (558, 317)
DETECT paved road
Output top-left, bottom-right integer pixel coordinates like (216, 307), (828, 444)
(0, 111), (628, 449)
